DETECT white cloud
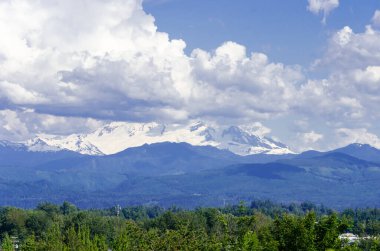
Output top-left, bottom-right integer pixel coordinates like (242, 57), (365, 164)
(0, 110), (29, 141)
(1, 0), (380, 152)
(334, 26), (353, 46)
(0, 0), (194, 122)
(353, 66), (380, 93)
(190, 42), (303, 121)
(336, 128), (380, 149)
(372, 10), (380, 27)
(284, 21), (380, 150)
(296, 77), (365, 123)
(0, 109), (105, 141)
(0, 81), (47, 105)
(0, 0), (305, 126)
(287, 129), (325, 152)
(299, 131), (323, 145)
(301, 25), (380, 126)
(317, 26), (380, 70)
(307, 0), (339, 23)
(0, 0), (308, 142)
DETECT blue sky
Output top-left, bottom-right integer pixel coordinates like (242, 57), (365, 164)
(144, 0), (380, 65)
(1, 0), (380, 152)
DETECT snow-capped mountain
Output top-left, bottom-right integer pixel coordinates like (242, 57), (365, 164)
(25, 138), (62, 152)
(33, 121), (293, 156)
(0, 140), (26, 150)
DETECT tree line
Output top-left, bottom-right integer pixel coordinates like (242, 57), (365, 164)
(0, 200), (379, 250)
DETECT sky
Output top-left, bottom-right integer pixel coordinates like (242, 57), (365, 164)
(0, 0), (380, 152)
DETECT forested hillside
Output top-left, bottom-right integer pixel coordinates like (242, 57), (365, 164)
(2, 142), (380, 209)
(0, 201), (379, 250)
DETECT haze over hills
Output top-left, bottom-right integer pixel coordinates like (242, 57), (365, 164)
(25, 121), (293, 156)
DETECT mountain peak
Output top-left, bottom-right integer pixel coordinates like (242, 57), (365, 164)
(25, 137), (61, 152)
(331, 143), (380, 163)
(338, 143), (378, 151)
(25, 121), (293, 156)
(347, 143), (373, 148)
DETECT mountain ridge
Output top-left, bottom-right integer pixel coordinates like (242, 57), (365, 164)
(28, 121), (294, 156)
(1, 141), (380, 208)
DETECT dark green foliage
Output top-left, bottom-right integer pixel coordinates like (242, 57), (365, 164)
(272, 212), (316, 251)
(60, 201), (77, 215)
(315, 213), (342, 250)
(122, 205), (164, 221)
(0, 201), (378, 250)
(341, 208), (380, 236)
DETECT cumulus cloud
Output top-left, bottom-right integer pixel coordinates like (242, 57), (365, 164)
(372, 10), (380, 27)
(284, 20), (380, 151)
(0, 109), (104, 141)
(300, 131), (324, 144)
(1, 0), (380, 152)
(316, 25), (380, 71)
(299, 24), (380, 128)
(0, 0), (194, 122)
(0, 81), (48, 105)
(0, 110), (30, 141)
(307, 0), (339, 23)
(353, 66), (380, 93)
(190, 42), (304, 121)
(0, 0), (305, 130)
(297, 77), (365, 123)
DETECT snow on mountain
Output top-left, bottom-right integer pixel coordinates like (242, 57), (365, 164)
(24, 138), (63, 152)
(35, 121), (293, 156)
(35, 134), (103, 155)
(0, 140), (25, 150)
(0, 138), (61, 153)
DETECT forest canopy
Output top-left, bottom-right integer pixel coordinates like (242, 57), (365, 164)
(0, 200), (379, 251)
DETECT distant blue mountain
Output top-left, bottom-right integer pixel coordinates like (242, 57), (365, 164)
(0, 140), (81, 167)
(0, 140), (82, 182)
(330, 143), (380, 163)
(293, 150), (323, 159)
(225, 162), (304, 179)
(0, 141), (380, 209)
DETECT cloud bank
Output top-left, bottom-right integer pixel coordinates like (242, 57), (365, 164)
(0, 0), (380, 152)
(0, 0), (303, 128)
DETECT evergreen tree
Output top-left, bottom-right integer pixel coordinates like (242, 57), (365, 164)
(1, 233), (15, 251)
(315, 213), (341, 250)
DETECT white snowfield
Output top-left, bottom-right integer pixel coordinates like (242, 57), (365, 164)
(25, 121), (293, 156)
